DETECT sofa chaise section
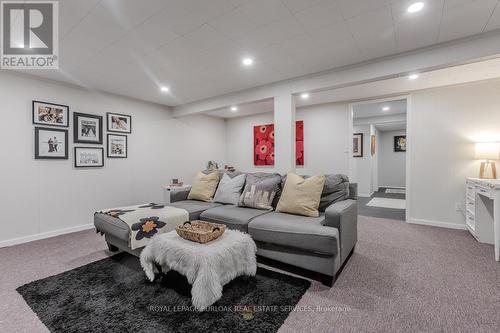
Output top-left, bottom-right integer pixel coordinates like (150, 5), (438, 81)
(94, 195), (221, 254)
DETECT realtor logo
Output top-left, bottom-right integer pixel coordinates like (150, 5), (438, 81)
(1, 1), (58, 69)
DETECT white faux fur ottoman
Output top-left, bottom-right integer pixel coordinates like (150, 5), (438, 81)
(140, 229), (257, 311)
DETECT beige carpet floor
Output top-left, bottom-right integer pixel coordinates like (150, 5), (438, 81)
(1, 216), (499, 333)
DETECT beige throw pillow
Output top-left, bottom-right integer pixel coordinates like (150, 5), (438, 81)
(276, 173), (326, 217)
(187, 172), (220, 202)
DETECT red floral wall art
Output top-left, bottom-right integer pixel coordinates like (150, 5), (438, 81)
(254, 121), (304, 166)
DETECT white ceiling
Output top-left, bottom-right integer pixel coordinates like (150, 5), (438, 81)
(353, 99), (406, 118)
(203, 56), (500, 118)
(5, 0), (500, 106)
(295, 56), (500, 107)
(375, 121), (407, 131)
(204, 98), (273, 118)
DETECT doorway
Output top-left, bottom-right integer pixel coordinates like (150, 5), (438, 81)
(350, 97), (408, 221)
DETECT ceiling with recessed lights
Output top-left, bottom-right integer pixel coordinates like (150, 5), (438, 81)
(5, 0), (500, 107)
(353, 100), (406, 119)
(205, 57), (500, 119)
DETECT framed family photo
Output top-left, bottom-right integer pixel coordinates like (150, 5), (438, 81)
(107, 112), (131, 133)
(32, 101), (69, 127)
(74, 147), (104, 168)
(107, 134), (127, 158)
(35, 127), (68, 159)
(73, 113), (103, 144)
(353, 133), (363, 157)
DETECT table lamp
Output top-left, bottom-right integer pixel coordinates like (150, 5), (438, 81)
(475, 142), (499, 179)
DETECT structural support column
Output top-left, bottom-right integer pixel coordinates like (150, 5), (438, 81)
(274, 93), (296, 174)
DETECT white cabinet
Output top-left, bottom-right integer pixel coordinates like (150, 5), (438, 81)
(465, 178), (500, 261)
(465, 179), (476, 237)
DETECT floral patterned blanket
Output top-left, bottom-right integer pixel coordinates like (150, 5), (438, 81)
(99, 203), (189, 250)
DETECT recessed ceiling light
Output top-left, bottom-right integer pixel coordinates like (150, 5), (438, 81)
(300, 93), (310, 100)
(407, 2), (424, 13)
(160, 86), (169, 92)
(242, 57), (254, 66)
(382, 106), (390, 111)
(408, 74), (419, 80)
(230, 106), (238, 112)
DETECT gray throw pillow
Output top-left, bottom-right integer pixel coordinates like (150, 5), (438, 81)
(239, 173), (281, 210)
(319, 174), (350, 211)
(213, 173), (246, 205)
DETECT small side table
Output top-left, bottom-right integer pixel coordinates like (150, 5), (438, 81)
(163, 185), (191, 204)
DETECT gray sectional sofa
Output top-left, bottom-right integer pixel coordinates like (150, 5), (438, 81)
(94, 172), (357, 286)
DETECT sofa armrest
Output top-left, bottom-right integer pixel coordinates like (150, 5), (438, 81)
(324, 199), (357, 264)
(168, 186), (191, 203)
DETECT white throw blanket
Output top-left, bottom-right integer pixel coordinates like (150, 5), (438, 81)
(140, 230), (257, 311)
(98, 203), (188, 250)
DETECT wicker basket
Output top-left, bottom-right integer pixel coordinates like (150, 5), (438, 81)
(175, 220), (226, 244)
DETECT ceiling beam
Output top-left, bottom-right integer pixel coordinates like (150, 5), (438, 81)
(172, 30), (500, 117)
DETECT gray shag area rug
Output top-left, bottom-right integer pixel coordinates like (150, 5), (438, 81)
(16, 252), (310, 333)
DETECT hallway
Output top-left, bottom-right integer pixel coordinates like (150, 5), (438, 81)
(358, 187), (406, 221)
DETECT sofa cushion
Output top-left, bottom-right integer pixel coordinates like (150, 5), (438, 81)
(276, 173), (325, 217)
(248, 212), (339, 255)
(213, 173), (246, 205)
(168, 200), (221, 220)
(320, 174), (350, 211)
(94, 213), (129, 242)
(200, 205), (270, 232)
(238, 173), (281, 210)
(188, 171), (219, 202)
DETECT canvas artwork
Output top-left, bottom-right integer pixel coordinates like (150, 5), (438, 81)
(353, 133), (363, 157)
(394, 135), (407, 152)
(73, 113), (103, 144)
(32, 101), (69, 127)
(35, 127), (68, 159)
(107, 112), (131, 133)
(74, 147), (104, 168)
(253, 120), (304, 166)
(107, 134), (127, 158)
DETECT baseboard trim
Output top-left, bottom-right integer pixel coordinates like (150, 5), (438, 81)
(408, 218), (466, 230)
(358, 192), (373, 197)
(0, 223), (95, 248)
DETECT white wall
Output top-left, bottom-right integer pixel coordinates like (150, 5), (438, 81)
(409, 79), (500, 228)
(370, 125), (379, 193)
(0, 72), (226, 245)
(225, 102), (350, 175)
(378, 130), (406, 188)
(352, 125), (371, 196)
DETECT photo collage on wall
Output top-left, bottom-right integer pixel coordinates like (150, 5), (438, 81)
(32, 100), (131, 168)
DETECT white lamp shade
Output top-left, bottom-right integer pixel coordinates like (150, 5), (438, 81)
(475, 142), (500, 160)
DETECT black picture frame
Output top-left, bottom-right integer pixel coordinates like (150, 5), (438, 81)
(35, 127), (69, 159)
(74, 147), (105, 168)
(353, 133), (363, 157)
(32, 100), (70, 127)
(394, 135), (407, 152)
(73, 112), (103, 144)
(107, 134), (128, 158)
(106, 112), (132, 133)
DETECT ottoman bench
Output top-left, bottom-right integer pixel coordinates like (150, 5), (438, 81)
(140, 230), (257, 311)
